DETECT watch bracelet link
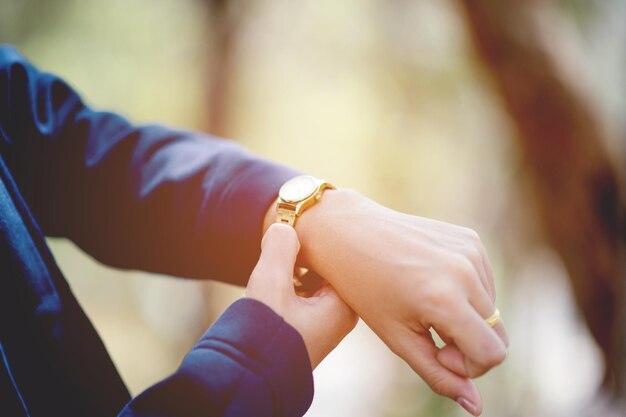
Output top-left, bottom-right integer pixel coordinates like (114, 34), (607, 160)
(276, 202), (298, 226)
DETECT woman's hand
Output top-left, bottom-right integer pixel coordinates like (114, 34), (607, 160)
(246, 223), (358, 369)
(266, 189), (508, 416)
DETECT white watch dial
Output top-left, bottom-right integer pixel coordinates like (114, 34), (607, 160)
(279, 175), (318, 203)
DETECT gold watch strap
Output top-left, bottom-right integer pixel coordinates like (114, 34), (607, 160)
(276, 202), (298, 226)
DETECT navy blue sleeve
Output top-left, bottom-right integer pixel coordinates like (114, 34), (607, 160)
(118, 298), (314, 417)
(0, 44), (300, 285)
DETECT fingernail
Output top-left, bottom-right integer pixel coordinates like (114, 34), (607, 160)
(457, 397), (479, 416)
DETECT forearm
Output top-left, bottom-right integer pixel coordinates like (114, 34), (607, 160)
(0, 45), (301, 285)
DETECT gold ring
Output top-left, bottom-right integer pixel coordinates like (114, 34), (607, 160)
(485, 308), (501, 327)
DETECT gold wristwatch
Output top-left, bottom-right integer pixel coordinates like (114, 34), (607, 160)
(276, 175), (335, 290)
(276, 174), (335, 227)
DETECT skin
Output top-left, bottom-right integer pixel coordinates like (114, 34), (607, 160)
(245, 223), (358, 370)
(262, 188), (509, 416)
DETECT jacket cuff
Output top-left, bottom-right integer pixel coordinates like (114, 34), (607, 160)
(181, 298), (314, 416)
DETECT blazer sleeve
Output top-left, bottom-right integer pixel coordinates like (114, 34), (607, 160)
(117, 298), (314, 417)
(0, 44), (301, 285)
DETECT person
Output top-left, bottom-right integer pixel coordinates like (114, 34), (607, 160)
(0, 44), (507, 417)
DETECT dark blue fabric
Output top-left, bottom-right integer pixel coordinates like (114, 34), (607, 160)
(0, 157), (133, 417)
(0, 44), (312, 416)
(120, 299), (314, 417)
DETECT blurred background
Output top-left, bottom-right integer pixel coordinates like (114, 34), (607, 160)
(1, 0), (625, 416)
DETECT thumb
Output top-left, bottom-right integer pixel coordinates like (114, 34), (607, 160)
(251, 223), (301, 290)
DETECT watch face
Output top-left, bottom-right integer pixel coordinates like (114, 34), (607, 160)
(279, 175), (318, 203)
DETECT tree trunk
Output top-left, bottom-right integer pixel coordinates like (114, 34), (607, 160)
(459, 0), (626, 394)
(201, 0), (249, 136)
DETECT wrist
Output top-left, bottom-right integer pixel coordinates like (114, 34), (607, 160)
(262, 187), (367, 282)
(295, 188), (359, 267)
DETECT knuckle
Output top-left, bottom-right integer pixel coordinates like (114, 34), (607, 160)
(464, 244), (482, 263)
(384, 332), (411, 358)
(450, 257), (475, 282)
(419, 288), (460, 328)
(480, 343), (507, 369)
(425, 285), (456, 308)
(385, 337), (404, 357)
(465, 340), (507, 378)
(463, 227), (481, 242)
(425, 371), (449, 396)
(490, 345), (507, 366)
